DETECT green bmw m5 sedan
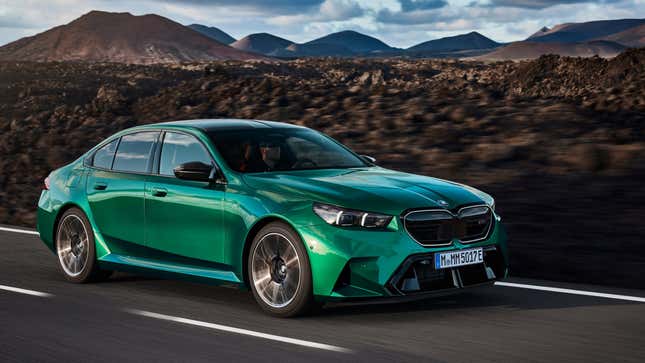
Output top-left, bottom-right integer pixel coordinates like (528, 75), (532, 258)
(37, 119), (508, 317)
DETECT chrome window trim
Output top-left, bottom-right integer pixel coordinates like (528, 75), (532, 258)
(402, 204), (494, 247)
(86, 130), (161, 175)
(156, 130), (221, 178)
(84, 128), (227, 184)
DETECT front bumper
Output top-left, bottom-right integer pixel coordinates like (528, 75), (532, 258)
(297, 215), (508, 301)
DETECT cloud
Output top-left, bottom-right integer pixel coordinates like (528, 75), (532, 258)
(153, 0), (325, 14)
(0, 15), (32, 29)
(399, 0), (448, 12)
(319, 0), (364, 20)
(485, 0), (619, 9)
(377, 9), (443, 24)
(267, 0), (365, 26)
(376, 0), (450, 25)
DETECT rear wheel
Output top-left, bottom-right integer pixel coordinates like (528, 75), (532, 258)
(56, 208), (110, 283)
(248, 222), (316, 317)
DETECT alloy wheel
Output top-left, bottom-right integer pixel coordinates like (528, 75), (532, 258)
(56, 214), (90, 277)
(251, 232), (301, 308)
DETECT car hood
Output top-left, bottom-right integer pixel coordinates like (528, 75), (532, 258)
(242, 167), (490, 216)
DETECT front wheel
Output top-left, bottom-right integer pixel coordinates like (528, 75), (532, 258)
(248, 222), (317, 317)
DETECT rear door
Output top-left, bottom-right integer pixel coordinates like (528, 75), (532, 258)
(144, 130), (225, 262)
(86, 131), (160, 247)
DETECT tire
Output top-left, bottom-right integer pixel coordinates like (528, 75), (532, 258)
(248, 222), (317, 317)
(55, 207), (111, 283)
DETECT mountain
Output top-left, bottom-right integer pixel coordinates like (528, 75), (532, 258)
(231, 33), (294, 56)
(276, 42), (355, 57)
(270, 30), (395, 57)
(600, 24), (645, 47)
(476, 40), (626, 61)
(485, 18), (644, 61)
(526, 23), (568, 40)
(528, 26), (551, 39)
(407, 31), (500, 52)
(0, 11), (266, 64)
(188, 24), (236, 44)
(527, 19), (645, 43)
(304, 30), (396, 53)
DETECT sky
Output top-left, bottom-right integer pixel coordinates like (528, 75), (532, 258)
(0, 0), (644, 48)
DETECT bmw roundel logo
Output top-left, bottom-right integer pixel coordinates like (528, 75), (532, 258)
(437, 199), (449, 207)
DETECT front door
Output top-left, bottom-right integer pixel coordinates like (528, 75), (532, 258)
(144, 131), (225, 263)
(86, 131), (160, 248)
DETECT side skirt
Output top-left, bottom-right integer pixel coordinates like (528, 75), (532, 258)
(97, 253), (244, 288)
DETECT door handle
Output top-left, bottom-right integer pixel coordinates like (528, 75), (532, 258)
(151, 187), (168, 197)
(93, 182), (108, 190)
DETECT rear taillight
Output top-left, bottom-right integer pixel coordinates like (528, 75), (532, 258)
(44, 175), (51, 190)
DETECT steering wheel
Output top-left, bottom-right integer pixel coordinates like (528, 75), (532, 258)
(292, 158), (318, 169)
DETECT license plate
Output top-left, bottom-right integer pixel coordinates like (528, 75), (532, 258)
(435, 248), (484, 269)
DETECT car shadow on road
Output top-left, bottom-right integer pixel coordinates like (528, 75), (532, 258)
(101, 272), (635, 321)
(102, 271), (260, 309)
(317, 285), (635, 319)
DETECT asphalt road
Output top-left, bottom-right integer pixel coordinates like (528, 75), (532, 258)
(1, 226), (645, 362)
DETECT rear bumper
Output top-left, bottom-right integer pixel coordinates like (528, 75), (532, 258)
(298, 215), (509, 301)
(37, 190), (57, 252)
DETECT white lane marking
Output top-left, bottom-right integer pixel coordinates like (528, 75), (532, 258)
(495, 281), (645, 303)
(0, 284), (53, 298)
(0, 226), (40, 236)
(128, 309), (353, 353)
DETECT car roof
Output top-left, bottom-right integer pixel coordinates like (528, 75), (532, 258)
(149, 119), (304, 132)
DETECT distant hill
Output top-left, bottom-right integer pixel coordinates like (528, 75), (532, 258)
(527, 19), (645, 43)
(0, 11), (266, 64)
(408, 31), (500, 53)
(188, 24), (236, 44)
(528, 26), (551, 39)
(476, 40), (626, 61)
(599, 24), (645, 47)
(276, 42), (355, 57)
(1, 11), (639, 63)
(479, 18), (645, 61)
(230, 30), (396, 58)
(305, 30), (396, 54)
(231, 33), (294, 56)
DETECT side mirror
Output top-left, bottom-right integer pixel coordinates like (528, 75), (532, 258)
(173, 161), (214, 182)
(361, 155), (376, 164)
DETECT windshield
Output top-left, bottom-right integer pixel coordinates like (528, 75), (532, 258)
(208, 128), (368, 173)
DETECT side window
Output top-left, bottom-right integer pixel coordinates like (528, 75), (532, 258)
(92, 139), (118, 169)
(159, 132), (212, 176)
(112, 132), (159, 173)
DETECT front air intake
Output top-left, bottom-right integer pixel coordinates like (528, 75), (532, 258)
(403, 205), (493, 247)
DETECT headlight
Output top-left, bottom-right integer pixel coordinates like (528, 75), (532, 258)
(313, 203), (393, 229)
(490, 199), (495, 212)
